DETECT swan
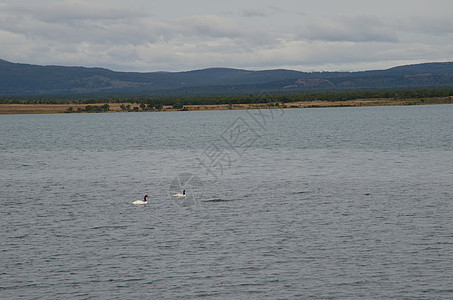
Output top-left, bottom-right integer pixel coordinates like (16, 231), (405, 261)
(133, 195), (149, 205)
(172, 190), (186, 198)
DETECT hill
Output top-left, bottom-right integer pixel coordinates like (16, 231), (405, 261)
(1, 59), (453, 96)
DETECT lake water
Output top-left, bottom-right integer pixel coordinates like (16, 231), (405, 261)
(1, 105), (452, 299)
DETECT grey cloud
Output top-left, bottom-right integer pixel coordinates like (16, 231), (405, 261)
(1, 2), (277, 47)
(241, 9), (269, 18)
(240, 5), (286, 18)
(0, 1), (154, 45)
(1, 1), (451, 73)
(184, 15), (278, 44)
(407, 16), (453, 35)
(302, 15), (399, 42)
(5, 1), (150, 23)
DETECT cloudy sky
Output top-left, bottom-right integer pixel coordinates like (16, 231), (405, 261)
(1, 0), (453, 72)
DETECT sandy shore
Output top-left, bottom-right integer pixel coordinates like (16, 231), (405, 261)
(1, 97), (452, 114)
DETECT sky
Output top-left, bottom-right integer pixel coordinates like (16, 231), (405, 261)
(1, 0), (453, 72)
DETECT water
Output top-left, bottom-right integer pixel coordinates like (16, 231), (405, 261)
(1, 105), (453, 299)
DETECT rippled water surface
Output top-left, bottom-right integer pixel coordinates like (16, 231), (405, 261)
(1, 105), (453, 299)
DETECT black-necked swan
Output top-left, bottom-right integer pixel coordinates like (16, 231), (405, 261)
(172, 189), (186, 198)
(133, 194), (149, 205)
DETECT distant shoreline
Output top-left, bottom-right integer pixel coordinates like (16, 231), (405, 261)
(1, 97), (452, 114)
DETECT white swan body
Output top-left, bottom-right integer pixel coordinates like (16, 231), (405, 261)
(132, 200), (147, 205)
(172, 190), (186, 198)
(172, 193), (186, 198)
(133, 195), (149, 205)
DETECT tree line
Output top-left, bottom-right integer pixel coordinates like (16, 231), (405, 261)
(2, 88), (453, 107)
(65, 104), (110, 113)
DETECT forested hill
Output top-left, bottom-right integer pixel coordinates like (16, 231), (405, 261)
(1, 59), (453, 96)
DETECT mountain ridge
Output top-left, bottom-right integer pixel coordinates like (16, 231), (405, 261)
(1, 59), (453, 96)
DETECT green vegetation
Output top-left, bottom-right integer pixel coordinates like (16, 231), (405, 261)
(65, 103), (110, 113)
(4, 88), (453, 107)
